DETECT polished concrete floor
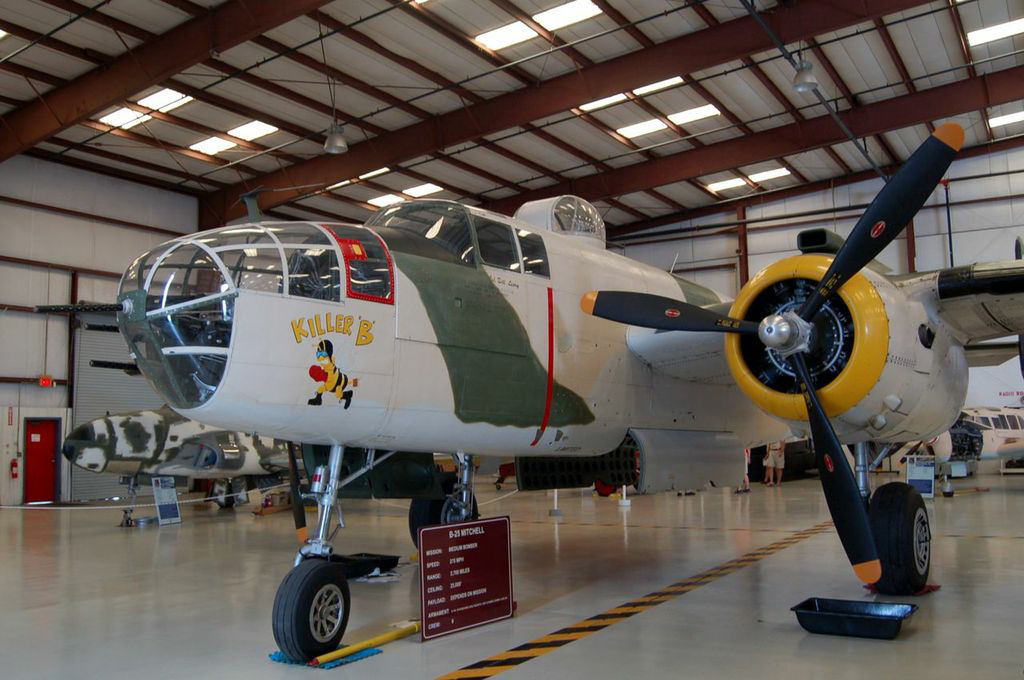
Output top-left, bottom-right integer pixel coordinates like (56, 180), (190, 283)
(2, 473), (1023, 679)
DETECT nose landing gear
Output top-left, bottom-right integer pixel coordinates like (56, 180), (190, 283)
(272, 445), (398, 662)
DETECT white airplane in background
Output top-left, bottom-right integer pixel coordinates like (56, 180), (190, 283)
(932, 407), (1024, 463)
(42, 122), (1024, 662)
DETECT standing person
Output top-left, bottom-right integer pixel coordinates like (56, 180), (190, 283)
(765, 440), (785, 487)
(736, 448), (751, 493)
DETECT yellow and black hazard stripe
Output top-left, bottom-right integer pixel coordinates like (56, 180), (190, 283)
(436, 521), (832, 680)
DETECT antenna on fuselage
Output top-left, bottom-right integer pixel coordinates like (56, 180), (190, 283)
(239, 188), (266, 223)
(669, 252), (680, 273)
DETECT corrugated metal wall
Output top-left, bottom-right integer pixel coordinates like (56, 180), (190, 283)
(70, 313), (164, 501)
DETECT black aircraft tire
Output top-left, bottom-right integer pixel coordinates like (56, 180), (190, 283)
(869, 482), (930, 595)
(272, 559), (351, 663)
(212, 480), (235, 509)
(408, 498), (445, 547)
(408, 496), (480, 547)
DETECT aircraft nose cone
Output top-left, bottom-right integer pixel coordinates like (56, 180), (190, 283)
(62, 423), (95, 463)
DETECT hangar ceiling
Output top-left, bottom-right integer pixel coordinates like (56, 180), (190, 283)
(2, 0), (1023, 236)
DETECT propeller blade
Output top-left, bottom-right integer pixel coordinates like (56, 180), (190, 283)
(789, 353), (881, 584)
(581, 291), (758, 334)
(287, 443), (307, 544)
(800, 123), (964, 321)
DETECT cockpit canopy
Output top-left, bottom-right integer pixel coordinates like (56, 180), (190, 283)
(513, 195), (606, 243)
(117, 221), (390, 410)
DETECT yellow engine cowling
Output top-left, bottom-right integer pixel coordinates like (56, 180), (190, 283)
(724, 255), (967, 442)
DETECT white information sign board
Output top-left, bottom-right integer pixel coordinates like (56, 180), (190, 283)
(151, 476), (181, 525)
(905, 456), (935, 499)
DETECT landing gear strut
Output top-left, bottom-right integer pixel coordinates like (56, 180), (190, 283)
(408, 452), (479, 546)
(272, 444), (350, 662)
(854, 442), (931, 595)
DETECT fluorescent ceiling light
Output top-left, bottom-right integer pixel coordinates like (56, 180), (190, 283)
(327, 179), (352, 190)
(967, 18), (1024, 46)
(579, 92), (627, 111)
(633, 76), (684, 96)
(535, 0), (602, 31)
(137, 88), (192, 113)
(616, 118), (667, 138)
(706, 177), (747, 192)
(368, 194), (405, 207)
(667, 104), (720, 125)
(405, 183), (443, 197)
(190, 137), (236, 155)
(98, 107), (150, 129)
(748, 167), (791, 182)
(228, 120), (277, 141)
(989, 110), (1024, 128)
(477, 22), (537, 50)
(476, 0), (602, 50)
(358, 167), (389, 180)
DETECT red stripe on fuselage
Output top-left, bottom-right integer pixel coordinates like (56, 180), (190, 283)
(531, 287), (555, 447)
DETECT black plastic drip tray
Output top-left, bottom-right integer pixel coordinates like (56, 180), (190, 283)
(791, 597), (918, 640)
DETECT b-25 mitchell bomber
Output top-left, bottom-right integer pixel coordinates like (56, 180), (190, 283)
(54, 122), (1024, 661)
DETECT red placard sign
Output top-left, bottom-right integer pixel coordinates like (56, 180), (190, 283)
(419, 516), (513, 640)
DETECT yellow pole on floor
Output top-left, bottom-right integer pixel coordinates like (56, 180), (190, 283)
(308, 622), (421, 666)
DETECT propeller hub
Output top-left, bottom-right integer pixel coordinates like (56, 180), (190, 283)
(758, 311), (812, 357)
(758, 314), (793, 348)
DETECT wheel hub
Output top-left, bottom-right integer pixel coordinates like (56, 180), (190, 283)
(309, 583), (344, 643)
(913, 507), (930, 574)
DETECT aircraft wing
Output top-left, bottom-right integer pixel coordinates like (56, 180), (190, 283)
(964, 342), (1019, 367)
(934, 260), (1024, 344)
(624, 303), (735, 384)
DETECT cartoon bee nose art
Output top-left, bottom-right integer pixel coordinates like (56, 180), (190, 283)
(307, 339), (355, 409)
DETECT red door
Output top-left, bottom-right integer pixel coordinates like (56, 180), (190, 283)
(24, 420), (59, 503)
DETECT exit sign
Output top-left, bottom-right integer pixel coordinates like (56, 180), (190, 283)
(37, 375), (54, 388)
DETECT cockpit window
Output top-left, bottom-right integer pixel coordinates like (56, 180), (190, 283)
(195, 226), (272, 248)
(979, 416), (991, 427)
(516, 229), (550, 277)
(366, 201), (475, 266)
(216, 247), (285, 294)
(474, 218), (519, 270)
(285, 247), (341, 301)
(119, 249), (161, 297)
(324, 226), (393, 304)
(146, 244), (227, 312)
(266, 223), (332, 246)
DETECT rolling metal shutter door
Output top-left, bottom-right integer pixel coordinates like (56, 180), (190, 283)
(71, 313), (164, 500)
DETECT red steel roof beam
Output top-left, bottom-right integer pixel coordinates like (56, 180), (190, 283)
(0, 0), (335, 161)
(201, 0), (935, 223)
(944, 2), (992, 141)
(484, 64), (1024, 219)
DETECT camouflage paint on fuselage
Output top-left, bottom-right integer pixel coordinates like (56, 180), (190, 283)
(392, 251), (594, 428)
(63, 406), (290, 477)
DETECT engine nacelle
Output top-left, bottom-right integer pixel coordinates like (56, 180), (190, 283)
(515, 430), (742, 494)
(724, 255), (967, 443)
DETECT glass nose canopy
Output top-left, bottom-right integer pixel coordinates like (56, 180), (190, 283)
(117, 221), (392, 409)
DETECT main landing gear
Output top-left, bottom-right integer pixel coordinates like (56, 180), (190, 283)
(408, 452), (479, 547)
(854, 443), (931, 595)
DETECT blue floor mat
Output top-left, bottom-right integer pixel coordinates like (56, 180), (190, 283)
(268, 648), (381, 669)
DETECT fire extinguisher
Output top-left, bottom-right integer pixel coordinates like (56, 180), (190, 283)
(10, 459), (18, 479)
